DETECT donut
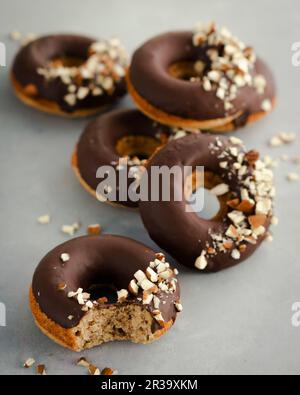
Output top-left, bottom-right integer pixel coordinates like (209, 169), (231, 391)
(30, 235), (181, 351)
(72, 109), (175, 208)
(139, 134), (276, 272)
(11, 34), (128, 117)
(127, 22), (276, 131)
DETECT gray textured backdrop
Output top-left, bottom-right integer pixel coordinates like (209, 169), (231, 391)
(1, 0), (300, 375)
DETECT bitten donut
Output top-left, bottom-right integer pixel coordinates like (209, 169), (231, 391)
(72, 109), (174, 208)
(11, 34), (128, 117)
(127, 22), (276, 131)
(140, 134), (276, 272)
(30, 235), (181, 352)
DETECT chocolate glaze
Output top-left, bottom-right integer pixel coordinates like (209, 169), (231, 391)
(12, 34), (126, 113)
(32, 235), (180, 329)
(139, 134), (270, 272)
(129, 31), (276, 121)
(76, 109), (170, 208)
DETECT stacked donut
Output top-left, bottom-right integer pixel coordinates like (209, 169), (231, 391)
(11, 22), (276, 352)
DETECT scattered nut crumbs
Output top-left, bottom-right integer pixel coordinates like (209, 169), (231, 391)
(87, 224), (102, 236)
(269, 132), (296, 147)
(77, 357), (117, 376)
(37, 214), (51, 225)
(68, 288), (97, 311)
(23, 358), (35, 368)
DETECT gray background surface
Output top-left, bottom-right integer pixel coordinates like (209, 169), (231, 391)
(0, 0), (300, 375)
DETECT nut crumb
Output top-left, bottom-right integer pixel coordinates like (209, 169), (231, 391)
(24, 358), (35, 368)
(36, 364), (46, 375)
(261, 99), (272, 112)
(89, 364), (100, 375)
(10, 30), (22, 41)
(231, 249), (241, 260)
(195, 251), (208, 270)
(57, 283), (67, 291)
(87, 224), (102, 236)
(117, 289), (128, 303)
(101, 367), (115, 375)
(210, 183), (229, 196)
(60, 253), (70, 263)
(61, 222), (80, 236)
(174, 302), (183, 312)
(77, 357), (90, 368)
(37, 214), (51, 225)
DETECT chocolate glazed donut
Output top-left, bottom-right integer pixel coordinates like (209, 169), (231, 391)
(11, 34), (127, 117)
(30, 235), (181, 351)
(72, 109), (170, 208)
(139, 134), (275, 272)
(127, 31), (276, 131)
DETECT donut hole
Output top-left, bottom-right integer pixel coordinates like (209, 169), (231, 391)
(116, 135), (161, 161)
(168, 61), (206, 81)
(49, 56), (85, 68)
(186, 171), (230, 220)
(88, 284), (118, 304)
(189, 187), (221, 220)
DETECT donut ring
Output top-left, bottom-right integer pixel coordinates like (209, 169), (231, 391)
(139, 134), (275, 272)
(30, 235), (181, 351)
(11, 34), (128, 118)
(72, 109), (171, 208)
(127, 29), (276, 131)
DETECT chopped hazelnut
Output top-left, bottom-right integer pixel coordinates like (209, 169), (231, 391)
(87, 224), (102, 236)
(101, 367), (115, 375)
(24, 358), (35, 369)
